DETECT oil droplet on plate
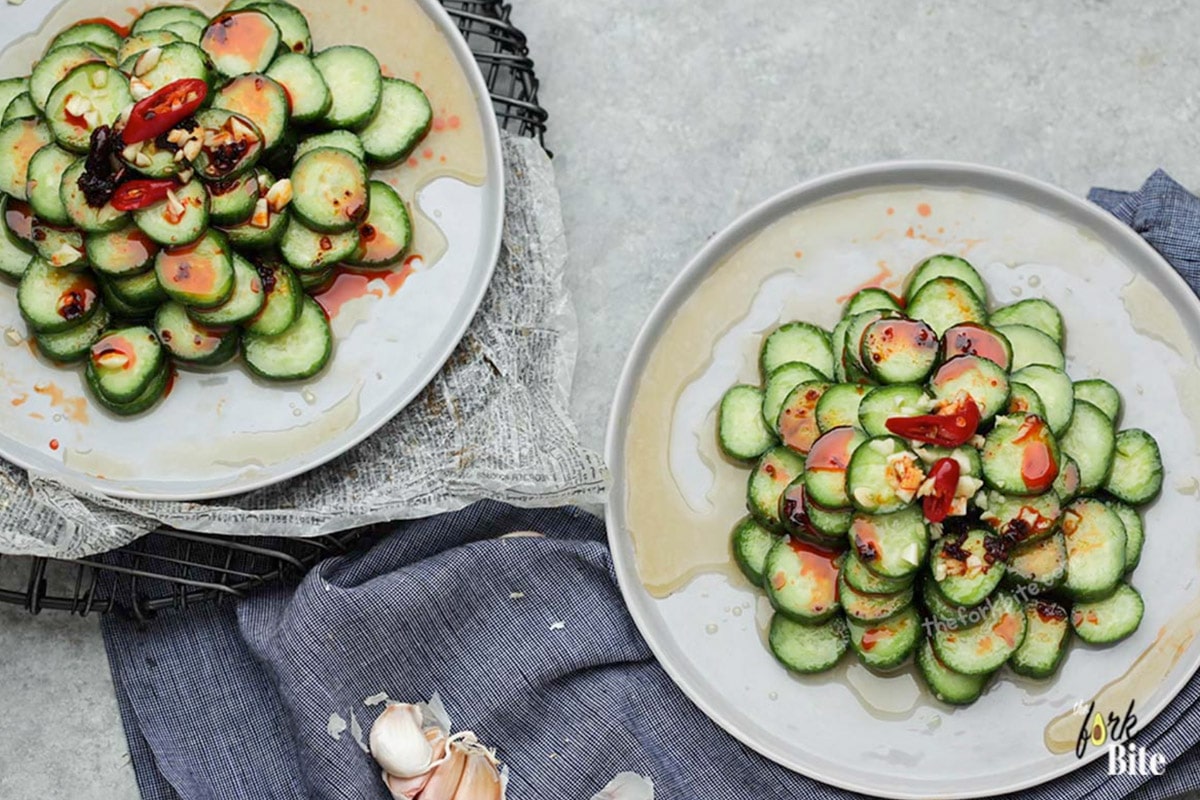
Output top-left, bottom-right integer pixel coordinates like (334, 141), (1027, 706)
(705, 623), (718, 635)
(1010, 286), (1023, 297)
(768, 692), (779, 701)
(1028, 275), (1042, 288)
(732, 606), (744, 617)
(292, 408), (303, 417)
(302, 390), (317, 405)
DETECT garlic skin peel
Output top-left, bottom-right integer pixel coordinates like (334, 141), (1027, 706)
(371, 703), (435, 778)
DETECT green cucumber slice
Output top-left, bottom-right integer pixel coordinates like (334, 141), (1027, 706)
(768, 613), (848, 675)
(1103, 429), (1163, 506)
(1071, 583), (1143, 645)
(359, 78), (433, 165)
(717, 384), (776, 461)
(242, 296), (332, 381)
(188, 253), (266, 327)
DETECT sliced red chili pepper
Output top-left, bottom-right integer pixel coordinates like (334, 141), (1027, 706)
(121, 78), (208, 144)
(110, 179), (177, 211)
(884, 397), (981, 447)
(922, 457), (961, 524)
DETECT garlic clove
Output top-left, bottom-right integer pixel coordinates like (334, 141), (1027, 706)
(419, 743), (468, 800)
(452, 752), (502, 800)
(592, 773), (655, 800)
(370, 703), (434, 779)
(384, 769), (432, 800)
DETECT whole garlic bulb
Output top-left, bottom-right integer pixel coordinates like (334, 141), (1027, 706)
(371, 703), (435, 778)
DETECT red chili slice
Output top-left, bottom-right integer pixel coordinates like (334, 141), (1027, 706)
(111, 179), (177, 211)
(884, 397), (981, 447)
(121, 78), (208, 144)
(922, 457), (961, 524)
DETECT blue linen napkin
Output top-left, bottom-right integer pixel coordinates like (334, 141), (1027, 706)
(102, 172), (1200, 800)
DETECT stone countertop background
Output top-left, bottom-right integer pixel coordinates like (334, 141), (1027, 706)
(3, 0), (1200, 797)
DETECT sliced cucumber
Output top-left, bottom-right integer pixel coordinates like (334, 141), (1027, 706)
(290, 147), (369, 233)
(266, 52), (332, 124)
(760, 321), (833, 379)
(841, 309), (895, 381)
(295, 265), (335, 294)
(0, 119), (54, 198)
(279, 214), (359, 273)
(763, 538), (841, 623)
(222, 196), (288, 250)
(245, 260), (301, 336)
(848, 605), (920, 670)
(930, 529), (1005, 606)
(154, 230), (235, 308)
(48, 23), (123, 53)
(932, 590), (1026, 675)
(359, 78), (433, 165)
(105, 268), (168, 309)
(247, 1), (312, 55)
(35, 304), (109, 363)
(746, 446), (807, 530)
(0, 78), (28, 120)
(30, 44), (112, 112)
(839, 570), (914, 622)
(847, 505), (928, 579)
(804, 427), (866, 509)
(803, 491), (854, 541)
(89, 359), (170, 416)
(815, 383), (868, 433)
(1010, 601), (1070, 679)
(117, 31), (181, 64)
(155, 301), (239, 366)
(1073, 379), (1121, 423)
(294, 130), (366, 161)
(990, 298), (1064, 346)
(0, 196), (35, 280)
(846, 436), (925, 514)
(1006, 381), (1047, 420)
(941, 322), (1011, 371)
(189, 253), (265, 327)
(730, 515), (780, 586)
(1103, 429), (1163, 505)
(997, 324), (1065, 371)
(202, 11), (282, 77)
(45, 64), (131, 153)
(906, 276), (987, 336)
(85, 325), (165, 403)
(25, 144), (76, 226)
(347, 181), (411, 268)
(1071, 583), (1143, 645)
(718, 385), (776, 461)
(905, 254), (987, 305)
(1059, 400), (1115, 494)
(1053, 455), (1082, 503)
(2, 93), (37, 123)
(776, 380), (830, 454)
(762, 361), (825, 429)
(1109, 502), (1144, 574)
(161, 21), (205, 46)
(1010, 365), (1074, 436)
(213, 74), (290, 152)
(313, 45), (383, 130)
(917, 637), (991, 706)
(768, 612), (848, 675)
(193, 109), (266, 181)
(977, 489), (1060, 547)
(859, 317), (938, 384)
(122, 42), (211, 95)
(842, 287), (901, 317)
(207, 172), (260, 227)
(1004, 533), (1067, 592)
(85, 225), (159, 277)
(981, 415), (1061, 496)
(921, 575), (971, 624)
(830, 316), (852, 382)
(133, 178), (209, 247)
(1062, 498), (1127, 601)
(18, 257), (99, 333)
(31, 221), (87, 269)
(842, 548), (915, 595)
(857, 383), (933, 438)
(929, 355), (1009, 423)
(61, 159), (128, 233)
(242, 296), (332, 381)
(131, 5), (210, 35)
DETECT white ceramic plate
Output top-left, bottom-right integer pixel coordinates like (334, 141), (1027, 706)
(605, 162), (1200, 798)
(0, 0), (503, 500)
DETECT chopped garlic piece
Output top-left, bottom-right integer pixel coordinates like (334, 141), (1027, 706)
(955, 476), (983, 498)
(266, 179), (293, 212)
(900, 542), (921, 567)
(134, 47), (162, 77)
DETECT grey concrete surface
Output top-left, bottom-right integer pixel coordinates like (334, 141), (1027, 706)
(4, 0), (1200, 798)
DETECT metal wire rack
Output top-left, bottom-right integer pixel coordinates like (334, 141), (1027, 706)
(0, 0), (548, 619)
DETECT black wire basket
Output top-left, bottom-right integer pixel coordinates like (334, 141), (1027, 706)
(0, 0), (548, 620)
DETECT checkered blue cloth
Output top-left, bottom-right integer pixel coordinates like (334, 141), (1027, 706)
(101, 172), (1200, 800)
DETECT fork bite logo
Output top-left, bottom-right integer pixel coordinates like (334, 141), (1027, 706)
(1073, 698), (1167, 776)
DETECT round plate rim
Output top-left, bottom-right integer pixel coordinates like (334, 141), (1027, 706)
(0, 0), (506, 502)
(603, 159), (1200, 799)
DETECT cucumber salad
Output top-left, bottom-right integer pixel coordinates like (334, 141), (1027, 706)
(719, 254), (1163, 705)
(0, 2), (433, 416)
